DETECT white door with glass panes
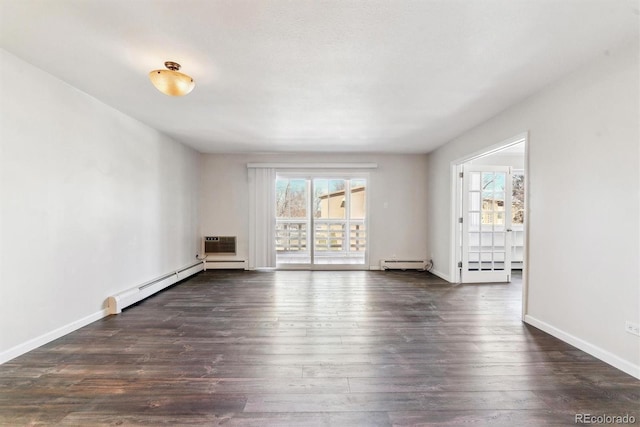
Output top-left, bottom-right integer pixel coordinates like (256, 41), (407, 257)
(461, 165), (513, 283)
(275, 176), (367, 267)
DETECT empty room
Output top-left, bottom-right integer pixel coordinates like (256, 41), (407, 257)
(1, 0), (638, 425)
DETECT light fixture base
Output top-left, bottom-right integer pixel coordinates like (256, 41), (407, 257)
(164, 61), (181, 71)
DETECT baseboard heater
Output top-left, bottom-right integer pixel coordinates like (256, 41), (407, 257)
(204, 259), (248, 270)
(380, 260), (428, 270)
(107, 262), (203, 314)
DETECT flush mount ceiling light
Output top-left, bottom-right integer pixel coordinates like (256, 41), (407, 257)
(149, 61), (195, 96)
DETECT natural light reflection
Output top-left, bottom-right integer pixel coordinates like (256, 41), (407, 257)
(271, 271), (371, 360)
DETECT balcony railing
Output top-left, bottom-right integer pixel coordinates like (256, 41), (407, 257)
(275, 219), (366, 253)
(275, 220), (308, 252)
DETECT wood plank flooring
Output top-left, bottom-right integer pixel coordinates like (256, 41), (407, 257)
(1, 270), (638, 426)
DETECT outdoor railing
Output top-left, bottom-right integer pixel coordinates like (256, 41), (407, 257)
(275, 219), (366, 253)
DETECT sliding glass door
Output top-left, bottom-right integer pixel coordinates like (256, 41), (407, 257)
(275, 175), (367, 268)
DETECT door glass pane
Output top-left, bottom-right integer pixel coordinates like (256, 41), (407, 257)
(313, 179), (328, 219)
(276, 179), (307, 218)
(350, 179), (366, 220)
(350, 222), (366, 253)
(480, 232), (493, 248)
(313, 178), (366, 266)
(469, 252), (480, 270)
(512, 172), (525, 225)
(276, 178), (310, 264)
(471, 172), (481, 191)
(314, 179), (347, 219)
(481, 214), (494, 230)
(482, 173), (495, 191)
(494, 192), (505, 211)
(469, 212), (480, 230)
(494, 173), (506, 192)
(493, 251), (505, 270)
(314, 223), (345, 252)
(469, 191), (481, 211)
(469, 232), (480, 250)
(349, 179), (366, 257)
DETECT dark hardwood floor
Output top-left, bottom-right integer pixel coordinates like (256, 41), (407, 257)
(1, 270), (638, 426)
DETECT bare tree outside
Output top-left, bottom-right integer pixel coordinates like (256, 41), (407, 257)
(276, 179), (307, 218)
(512, 173), (525, 224)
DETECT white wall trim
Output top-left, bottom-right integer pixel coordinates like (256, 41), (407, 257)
(1, 262), (203, 365)
(521, 133), (531, 321)
(524, 315), (640, 379)
(247, 162), (378, 169)
(454, 132), (528, 164)
(0, 309), (109, 364)
(448, 163), (461, 283)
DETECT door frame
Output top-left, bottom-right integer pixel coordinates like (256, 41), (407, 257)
(449, 132), (530, 320)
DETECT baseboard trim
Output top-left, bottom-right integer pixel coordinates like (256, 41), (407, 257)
(524, 315), (640, 379)
(0, 309), (109, 364)
(1, 261), (203, 365)
(108, 262), (204, 314)
(430, 268), (452, 283)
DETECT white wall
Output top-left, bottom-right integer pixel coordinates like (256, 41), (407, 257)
(201, 153), (429, 268)
(0, 50), (201, 362)
(426, 43), (639, 377)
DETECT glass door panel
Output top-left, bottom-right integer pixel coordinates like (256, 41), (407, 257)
(462, 166), (512, 282)
(275, 178), (310, 264)
(314, 179), (349, 265)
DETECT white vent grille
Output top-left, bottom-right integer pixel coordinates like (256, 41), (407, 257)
(380, 260), (427, 270)
(204, 236), (236, 255)
(204, 260), (248, 270)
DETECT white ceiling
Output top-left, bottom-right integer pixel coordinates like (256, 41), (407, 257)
(1, 1), (637, 154)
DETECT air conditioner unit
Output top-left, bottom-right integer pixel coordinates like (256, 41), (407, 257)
(380, 259), (427, 270)
(202, 236), (246, 270)
(204, 236), (236, 255)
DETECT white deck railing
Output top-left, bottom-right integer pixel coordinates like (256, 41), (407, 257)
(275, 219), (366, 254)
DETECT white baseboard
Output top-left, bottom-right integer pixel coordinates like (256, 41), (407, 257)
(1, 261), (203, 365)
(430, 268), (452, 283)
(524, 315), (640, 379)
(108, 262), (204, 314)
(369, 265), (381, 270)
(0, 309), (109, 364)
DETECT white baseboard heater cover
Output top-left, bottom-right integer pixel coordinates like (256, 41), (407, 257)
(107, 262), (203, 315)
(380, 260), (427, 270)
(204, 259), (248, 270)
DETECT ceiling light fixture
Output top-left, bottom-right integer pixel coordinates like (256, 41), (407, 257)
(149, 61), (195, 96)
